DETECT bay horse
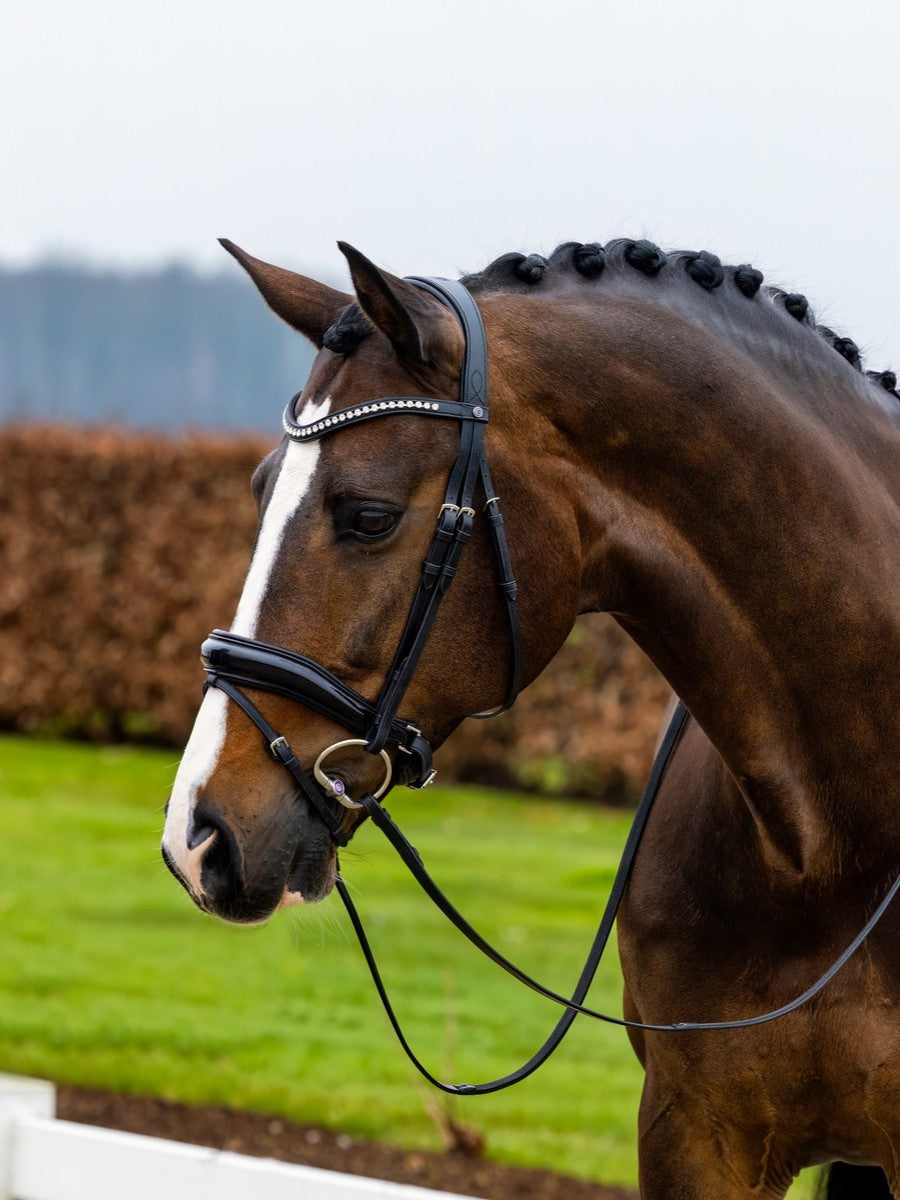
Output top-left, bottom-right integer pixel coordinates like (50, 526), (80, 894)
(162, 236), (900, 1198)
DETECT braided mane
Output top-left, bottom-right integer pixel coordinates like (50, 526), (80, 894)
(326, 239), (899, 409)
(461, 240), (898, 406)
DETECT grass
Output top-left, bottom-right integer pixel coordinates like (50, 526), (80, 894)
(0, 735), (815, 1195)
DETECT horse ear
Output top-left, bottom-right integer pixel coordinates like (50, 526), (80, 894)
(219, 239), (351, 348)
(337, 242), (430, 365)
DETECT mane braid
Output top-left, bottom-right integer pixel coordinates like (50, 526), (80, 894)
(460, 240), (898, 405)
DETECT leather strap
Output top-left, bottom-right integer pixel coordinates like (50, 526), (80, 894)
(470, 456), (522, 716)
(209, 676), (351, 848)
(365, 278), (505, 752)
(283, 395), (487, 441)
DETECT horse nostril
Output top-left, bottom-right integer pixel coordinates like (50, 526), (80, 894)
(192, 803), (245, 895)
(187, 821), (216, 851)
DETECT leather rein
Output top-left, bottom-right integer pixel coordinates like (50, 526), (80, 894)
(201, 275), (900, 1096)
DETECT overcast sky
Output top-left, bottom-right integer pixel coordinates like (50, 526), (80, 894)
(3, 0), (899, 365)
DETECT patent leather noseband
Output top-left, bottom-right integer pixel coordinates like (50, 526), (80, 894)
(201, 629), (435, 844)
(199, 276), (900, 1096)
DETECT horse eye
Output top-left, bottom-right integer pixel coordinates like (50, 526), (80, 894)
(351, 508), (398, 539)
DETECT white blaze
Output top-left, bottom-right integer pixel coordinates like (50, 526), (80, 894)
(162, 398), (331, 890)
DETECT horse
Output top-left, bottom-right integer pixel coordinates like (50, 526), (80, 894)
(161, 235), (900, 1199)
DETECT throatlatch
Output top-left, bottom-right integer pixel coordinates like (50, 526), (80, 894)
(201, 275), (900, 1096)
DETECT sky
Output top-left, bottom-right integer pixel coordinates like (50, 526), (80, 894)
(3, 0), (900, 365)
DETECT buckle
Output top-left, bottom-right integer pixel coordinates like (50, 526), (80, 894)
(398, 724), (421, 754)
(439, 503), (476, 520)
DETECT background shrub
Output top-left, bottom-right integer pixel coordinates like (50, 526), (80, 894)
(0, 426), (670, 801)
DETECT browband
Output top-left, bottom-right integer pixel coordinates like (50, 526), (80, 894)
(283, 396), (487, 442)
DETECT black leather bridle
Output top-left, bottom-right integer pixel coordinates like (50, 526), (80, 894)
(203, 277), (521, 847)
(200, 276), (900, 1096)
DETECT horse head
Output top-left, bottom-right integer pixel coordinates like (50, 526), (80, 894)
(161, 242), (589, 923)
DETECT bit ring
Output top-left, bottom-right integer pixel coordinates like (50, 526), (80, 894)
(313, 738), (392, 809)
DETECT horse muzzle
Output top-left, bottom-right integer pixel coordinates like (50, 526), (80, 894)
(162, 785), (338, 924)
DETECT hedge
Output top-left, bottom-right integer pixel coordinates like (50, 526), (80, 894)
(0, 426), (670, 802)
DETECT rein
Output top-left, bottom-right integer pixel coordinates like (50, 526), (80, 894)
(201, 276), (900, 1095)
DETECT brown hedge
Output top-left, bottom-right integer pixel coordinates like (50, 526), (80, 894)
(0, 426), (671, 802)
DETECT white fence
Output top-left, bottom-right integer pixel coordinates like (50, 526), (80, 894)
(0, 1075), (481, 1200)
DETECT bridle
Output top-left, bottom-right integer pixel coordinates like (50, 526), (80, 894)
(202, 277), (521, 846)
(200, 276), (900, 1096)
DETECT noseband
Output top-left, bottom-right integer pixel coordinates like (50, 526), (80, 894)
(200, 276), (900, 1096)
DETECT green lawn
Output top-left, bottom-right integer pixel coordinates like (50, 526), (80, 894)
(0, 736), (815, 1195)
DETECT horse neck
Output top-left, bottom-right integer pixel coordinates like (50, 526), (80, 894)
(490, 291), (900, 874)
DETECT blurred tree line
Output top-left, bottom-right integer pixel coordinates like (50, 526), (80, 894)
(0, 262), (316, 431)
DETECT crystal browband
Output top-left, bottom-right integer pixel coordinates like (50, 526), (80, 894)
(282, 394), (488, 442)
